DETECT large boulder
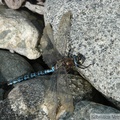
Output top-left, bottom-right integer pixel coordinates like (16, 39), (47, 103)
(44, 0), (120, 108)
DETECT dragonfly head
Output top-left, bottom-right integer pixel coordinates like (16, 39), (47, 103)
(72, 53), (91, 69)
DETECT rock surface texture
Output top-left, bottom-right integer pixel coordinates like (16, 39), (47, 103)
(0, 78), (48, 120)
(0, 5), (42, 59)
(44, 0), (120, 108)
(0, 50), (33, 99)
(0, 50), (33, 83)
(24, 1), (45, 15)
(0, 75), (94, 120)
(63, 101), (120, 120)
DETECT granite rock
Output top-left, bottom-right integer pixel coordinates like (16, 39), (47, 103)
(7, 78), (47, 120)
(44, 0), (120, 108)
(24, 1), (44, 15)
(62, 101), (120, 120)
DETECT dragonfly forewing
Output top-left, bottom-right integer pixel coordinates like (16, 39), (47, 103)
(40, 23), (62, 68)
(55, 11), (72, 57)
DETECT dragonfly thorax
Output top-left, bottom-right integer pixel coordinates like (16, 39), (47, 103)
(55, 58), (74, 71)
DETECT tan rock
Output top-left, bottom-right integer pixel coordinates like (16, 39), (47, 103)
(0, 6), (41, 59)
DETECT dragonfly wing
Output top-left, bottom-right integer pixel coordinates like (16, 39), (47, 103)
(42, 71), (58, 120)
(55, 11), (72, 56)
(56, 66), (74, 119)
(40, 23), (62, 68)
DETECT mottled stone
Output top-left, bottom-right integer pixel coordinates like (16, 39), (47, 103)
(67, 74), (94, 101)
(0, 99), (48, 120)
(61, 101), (120, 120)
(4, 73), (94, 119)
(44, 0), (120, 108)
(7, 78), (47, 119)
(4, 0), (25, 9)
(0, 50), (33, 83)
(0, 5), (42, 59)
(24, 1), (44, 15)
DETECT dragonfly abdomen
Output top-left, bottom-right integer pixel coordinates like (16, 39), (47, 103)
(8, 67), (55, 86)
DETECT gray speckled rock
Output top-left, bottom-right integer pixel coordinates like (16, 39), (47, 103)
(67, 74), (94, 101)
(5, 74), (94, 119)
(44, 0), (120, 108)
(0, 5), (42, 59)
(0, 99), (47, 120)
(7, 78), (48, 120)
(61, 101), (120, 120)
(0, 50), (33, 83)
(24, 1), (44, 15)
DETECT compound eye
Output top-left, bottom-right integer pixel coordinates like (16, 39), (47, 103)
(78, 53), (86, 65)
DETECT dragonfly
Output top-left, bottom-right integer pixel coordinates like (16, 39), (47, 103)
(40, 11), (91, 120)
